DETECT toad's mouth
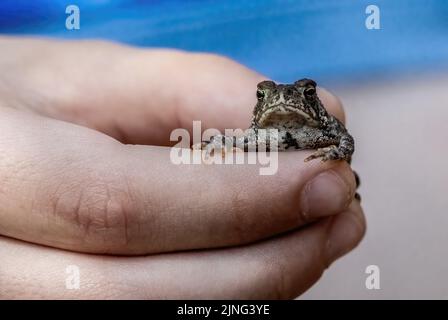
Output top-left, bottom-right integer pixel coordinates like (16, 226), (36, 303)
(257, 105), (319, 127)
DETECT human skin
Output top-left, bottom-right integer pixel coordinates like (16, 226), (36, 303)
(0, 37), (365, 299)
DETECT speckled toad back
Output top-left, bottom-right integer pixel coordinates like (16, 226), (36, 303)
(201, 79), (354, 162)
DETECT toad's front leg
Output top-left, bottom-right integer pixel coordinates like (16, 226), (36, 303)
(304, 132), (354, 162)
(194, 134), (236, 159)
(197, 128), (275, 158)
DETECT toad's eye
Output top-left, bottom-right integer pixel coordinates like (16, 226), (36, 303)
(256, 89), (265, 100)
(304, 87), (316, 98)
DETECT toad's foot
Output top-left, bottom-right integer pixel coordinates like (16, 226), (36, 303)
(304, 145), (345, 162)
(195, 135), (241, 160)
(191, 141), (209, 150)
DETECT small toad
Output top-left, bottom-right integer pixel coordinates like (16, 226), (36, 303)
(199, 79), (354, 163)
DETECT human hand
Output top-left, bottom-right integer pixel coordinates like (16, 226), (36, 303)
(0, 37), (365, 299)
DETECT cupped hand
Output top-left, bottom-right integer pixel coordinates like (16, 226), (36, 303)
(0, 37), (365, 299)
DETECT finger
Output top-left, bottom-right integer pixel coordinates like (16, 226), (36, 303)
(0, 201), (365, 299)
(0, 37), (346, 145)
(0, 107), (356, 254)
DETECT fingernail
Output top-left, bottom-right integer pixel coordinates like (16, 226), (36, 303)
(354, 171), (361, 188)
(326, 203), (365, 263)
(301, 170), (352, 220)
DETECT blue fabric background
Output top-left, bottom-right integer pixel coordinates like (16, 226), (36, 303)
(1, 0), (447, 84)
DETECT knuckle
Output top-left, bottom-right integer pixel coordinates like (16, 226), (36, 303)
(193, 52), (254, 76)
(257, 256), (293, 300)
(199, 52), (236, 65)
(46, 176), (137, 251)
(252, 244), (328, 299)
